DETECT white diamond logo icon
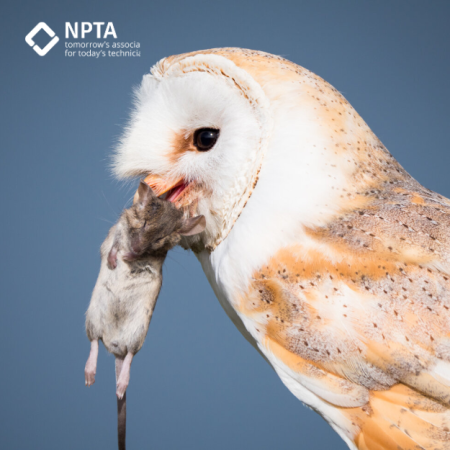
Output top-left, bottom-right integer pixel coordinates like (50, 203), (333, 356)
(25, 22), (59, 56)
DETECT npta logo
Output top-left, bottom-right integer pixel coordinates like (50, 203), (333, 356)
(25, 22), (118, 56)
(65, 22), (117, 39)
(25, 22), (59, 56)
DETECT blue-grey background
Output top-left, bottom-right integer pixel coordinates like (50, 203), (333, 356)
(1, 1), (449, 449)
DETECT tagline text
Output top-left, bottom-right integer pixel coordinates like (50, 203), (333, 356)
(64, 41), (141, 58)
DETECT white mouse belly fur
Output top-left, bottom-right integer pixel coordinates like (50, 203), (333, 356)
(86, 225), (163, 357)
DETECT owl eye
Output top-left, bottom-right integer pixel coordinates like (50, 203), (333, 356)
(193, 128), (219, 151)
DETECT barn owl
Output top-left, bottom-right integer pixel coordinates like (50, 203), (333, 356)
(113, 48), (450, 449)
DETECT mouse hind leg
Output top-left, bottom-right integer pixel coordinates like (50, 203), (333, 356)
(85, 339), (99, 386)
(115, 352), (133, 400)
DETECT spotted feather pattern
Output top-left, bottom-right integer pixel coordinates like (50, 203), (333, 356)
(237, 175), (450, 449)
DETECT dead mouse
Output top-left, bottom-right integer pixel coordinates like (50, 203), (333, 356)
(84, 181), (206, 450)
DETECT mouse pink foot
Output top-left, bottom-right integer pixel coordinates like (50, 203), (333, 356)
(115, 353), (133, 399)
(116, 377), (129, 400)
(85, 339), (99, 386)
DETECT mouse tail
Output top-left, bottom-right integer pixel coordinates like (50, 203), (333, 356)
(115, 358), (126, 450)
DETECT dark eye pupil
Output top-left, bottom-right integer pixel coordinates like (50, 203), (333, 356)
(194, 128), (219, 151)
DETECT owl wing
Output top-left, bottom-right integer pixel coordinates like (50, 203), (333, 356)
(236, 183), (450, 449)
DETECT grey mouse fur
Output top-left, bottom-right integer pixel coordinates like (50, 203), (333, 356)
(84, 181), (206, 450)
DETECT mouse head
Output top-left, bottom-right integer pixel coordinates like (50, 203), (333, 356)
(122, 181), (206, 261)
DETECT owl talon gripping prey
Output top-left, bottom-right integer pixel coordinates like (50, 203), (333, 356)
(85, 181), (206, 449)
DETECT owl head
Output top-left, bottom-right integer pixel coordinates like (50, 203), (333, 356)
(114, 48), (396, 255)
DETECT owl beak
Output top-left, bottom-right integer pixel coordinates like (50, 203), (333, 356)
(142, 174), (188, 203)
